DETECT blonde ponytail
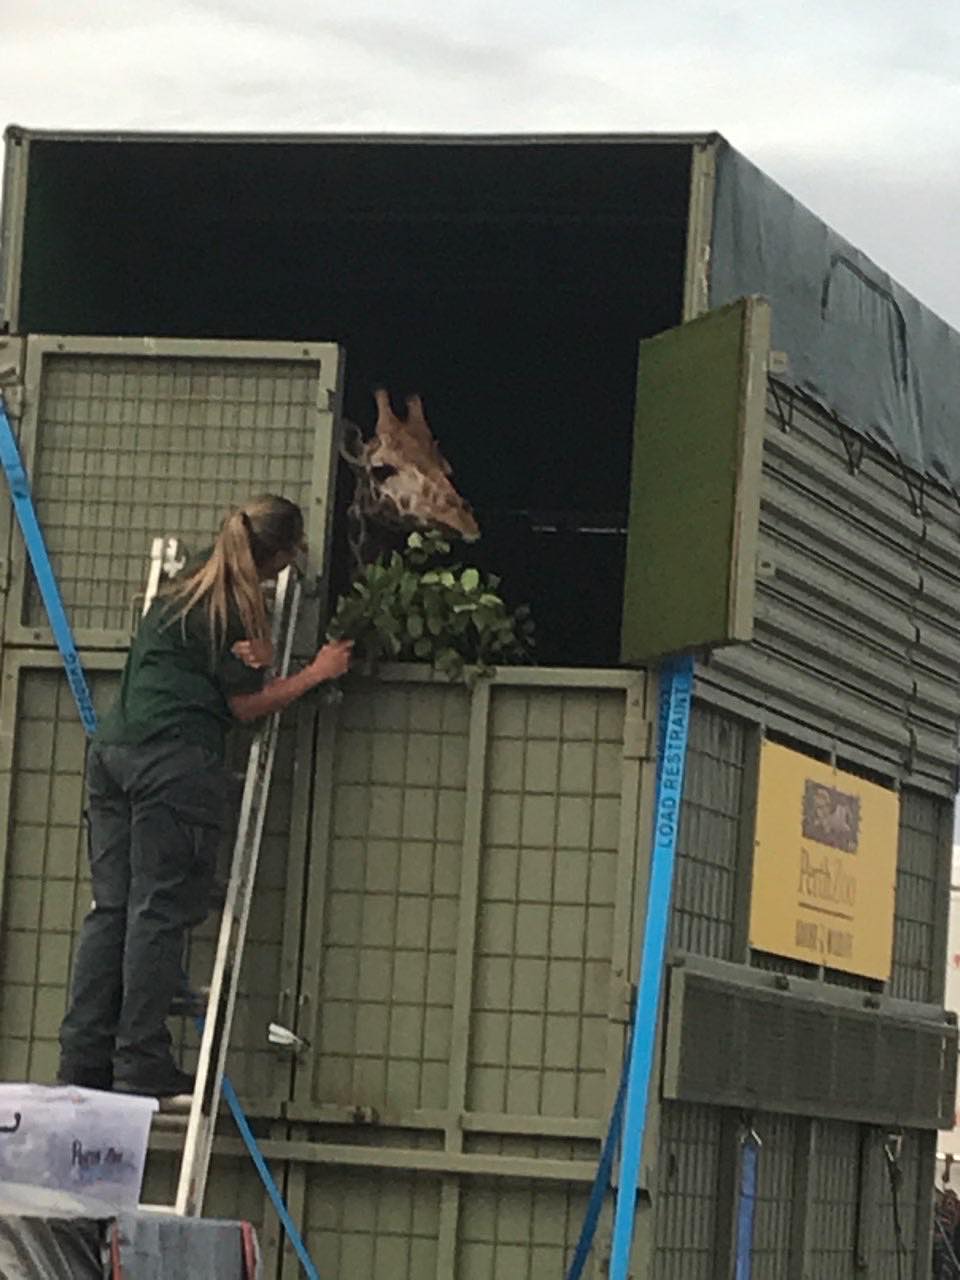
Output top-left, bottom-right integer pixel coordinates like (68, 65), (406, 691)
(162, 495), (304, 661)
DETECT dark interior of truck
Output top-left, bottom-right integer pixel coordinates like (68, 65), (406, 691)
(17, 138), (693, 665)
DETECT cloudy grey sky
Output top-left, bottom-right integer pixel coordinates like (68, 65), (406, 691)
(3, 0), (959, 326)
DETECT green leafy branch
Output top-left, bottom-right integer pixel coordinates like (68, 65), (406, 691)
(328, 531), (535, 682)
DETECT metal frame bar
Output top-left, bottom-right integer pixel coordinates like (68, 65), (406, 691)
(681, 138), (718, 323)
(435, 1178), (460, 1280)
(7, 334), (342, 650)
(610, 658), (695, 1278)
(273, 702), (322, 1113)
(6, 125), (715, 147)
(913, 1129), (938, 1280)
(610, 678), (649, 1100)
(726, 297), (771, 643)
(0, 132), (29, 336)
(786, 1119), (817, 1280)
(369, 663), (639, 689)
(930, 798), (954, 1007)
(0, 336), (25, 655)
(713, 1111), (741, 1277)
(254, 1122), (289, 1280)
(731, 721), (763, 962)
(151, 1129), (600, 1184)
(445, 679), (491, 1145)
(283, 1101), (607, 1140)
(855, 1126), (883, 1271)
(288, 707), (337, 1110)
(277, 1134), (307, 1280)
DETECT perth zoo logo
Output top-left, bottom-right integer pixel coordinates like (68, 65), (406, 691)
(801, 780), (860, 854)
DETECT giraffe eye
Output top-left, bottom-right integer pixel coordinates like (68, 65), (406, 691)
(370, 465), (397, 482)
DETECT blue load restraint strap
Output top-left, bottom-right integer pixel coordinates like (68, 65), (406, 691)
(735, 1127), (761, 1280)
(566, 655), (694, 1280)
(0, 394), (322, 1278)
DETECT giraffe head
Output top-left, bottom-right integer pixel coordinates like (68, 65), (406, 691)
(360, 389), (480, 542)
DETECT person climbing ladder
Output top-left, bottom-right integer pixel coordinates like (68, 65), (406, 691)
(58, 495), (352, 1099)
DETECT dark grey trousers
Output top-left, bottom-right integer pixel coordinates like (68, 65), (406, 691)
(58, 738), (226, 1090)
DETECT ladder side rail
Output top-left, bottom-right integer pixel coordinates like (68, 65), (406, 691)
(176, 569), (301, 1215)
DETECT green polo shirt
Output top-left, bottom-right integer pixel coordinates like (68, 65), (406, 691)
(95, 594), (265, 759)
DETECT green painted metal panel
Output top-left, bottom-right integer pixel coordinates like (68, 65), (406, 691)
(750, 1113), (798, 1280)
(296, 1159), (598, 1280)
(294, 676), (630, 1130)
(300, 680), (472, 1117)
(701, 384), (960, 795)
(300, 1166), (442, 1279)
(621, 296), (769, 664)
(663, 957), (955, 1129)
(455, 1173), (593, 1279)
(0, 656), (120, 1085)
(0, 652), (305, 1111)
(468, 687), (624, 1122)
(6, 335), (342, 649)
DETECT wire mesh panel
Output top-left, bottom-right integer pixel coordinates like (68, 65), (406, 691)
(891, 789), (942, 1003)
(807, 1121), (860, 1278)
(456, 1173), (593, 1280)
(300, 1165), (442, 1279)
(8, 337), (341, 647)
(652, 1102), (723, 1280)
(468, 687), (624, 1121)
(750, 1113), (798, 1280)
(0, 653), (304, 1109)
(670, 704), (745, 960)
(301, 680), (472, 1116)
(0, 657), (119, 1083)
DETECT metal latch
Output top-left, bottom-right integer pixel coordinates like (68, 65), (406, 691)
(268, 1023), (311, 1055)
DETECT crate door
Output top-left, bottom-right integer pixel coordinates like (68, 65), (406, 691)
(621, 296), (770, 665)
(0, 335), (343, 1112)
(5, 335), (343, 648)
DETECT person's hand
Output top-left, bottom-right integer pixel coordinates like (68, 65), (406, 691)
(232, 637), (274, 670)
(307, 640), (354, 684)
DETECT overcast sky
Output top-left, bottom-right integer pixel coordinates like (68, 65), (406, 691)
(3, 0), (959, 327)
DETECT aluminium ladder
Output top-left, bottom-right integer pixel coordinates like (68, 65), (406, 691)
(138, 537), (302, 1216)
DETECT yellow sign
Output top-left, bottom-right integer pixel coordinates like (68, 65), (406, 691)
(749, 742), (899, 980)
